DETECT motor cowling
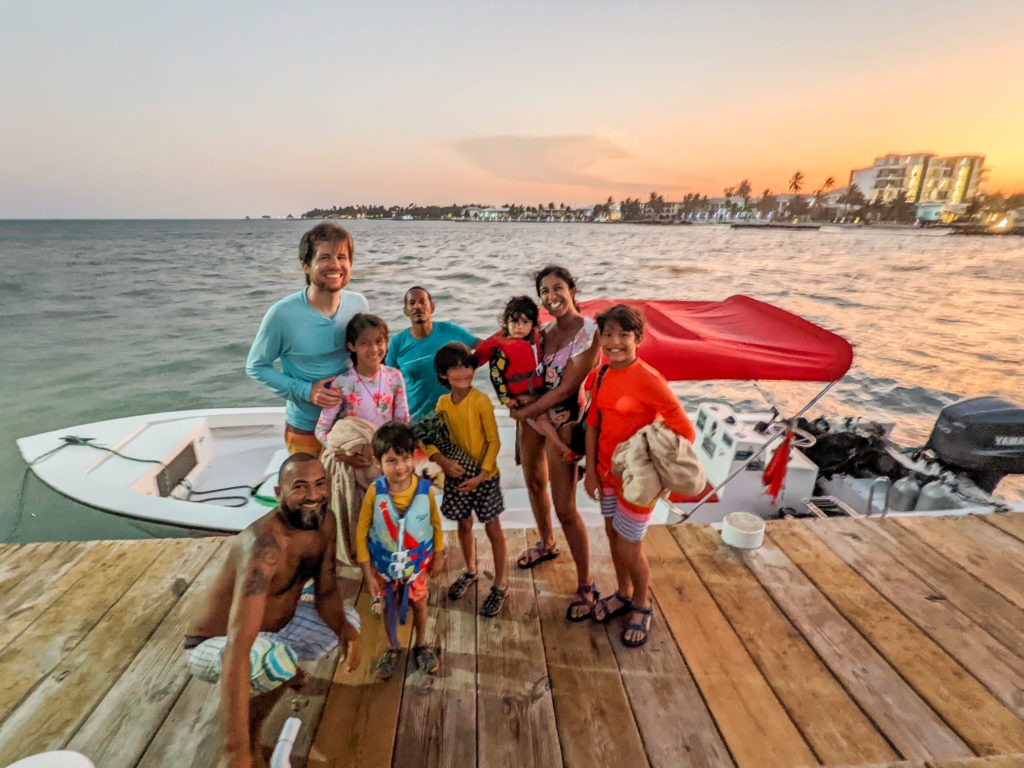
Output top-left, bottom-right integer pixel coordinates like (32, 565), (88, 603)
(927, 396), (1024, 493)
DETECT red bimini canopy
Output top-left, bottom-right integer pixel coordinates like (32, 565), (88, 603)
(574, 295), (853, 382)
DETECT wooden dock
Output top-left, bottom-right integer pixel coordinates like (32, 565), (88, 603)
(2, 513), (1023, 767)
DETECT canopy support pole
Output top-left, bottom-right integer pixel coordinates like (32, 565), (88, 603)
(667, 379), (840, 525)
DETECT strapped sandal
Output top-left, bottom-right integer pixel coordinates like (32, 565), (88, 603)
(592, 592), (633, 624)
(447, 569), (478, 601)
(370, 595), (384, 618)
(516, 541), (560, 569)
(375, 647), (401, 680)
(413, 644), (440, 675)
(479, 585), (508, 618)
(566, 583), (599, 622)
(622, 606), (654, 648)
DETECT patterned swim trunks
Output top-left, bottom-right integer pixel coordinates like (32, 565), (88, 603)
(440, 475), (505, 523)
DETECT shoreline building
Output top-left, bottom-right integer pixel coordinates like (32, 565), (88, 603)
(850, 153), (985, 205)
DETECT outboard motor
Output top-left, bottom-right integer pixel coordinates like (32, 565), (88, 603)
(926, 396), (1024, 493)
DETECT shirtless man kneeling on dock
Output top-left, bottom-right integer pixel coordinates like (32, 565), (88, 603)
(185, 453), (360, 768)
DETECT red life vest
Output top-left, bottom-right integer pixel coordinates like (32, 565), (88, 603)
(475, 329), (544, 399)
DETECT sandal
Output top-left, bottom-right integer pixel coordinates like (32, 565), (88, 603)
(447, 569), (478, 601)
(566, 583), (599, 622)
(592, 592), (633, 623)
(375, 648), (401, 680)
(413, 645), (440, 675)
(622, 606), (654, 648)
(516, 541), (560, 569)
(479, 585), (508, 618)
(370, 595), (383, 618)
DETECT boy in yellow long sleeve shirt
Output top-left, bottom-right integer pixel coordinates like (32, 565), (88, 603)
(428, 342), (508, 618)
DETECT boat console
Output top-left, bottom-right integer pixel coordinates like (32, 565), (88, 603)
(693, 403), (818, 516)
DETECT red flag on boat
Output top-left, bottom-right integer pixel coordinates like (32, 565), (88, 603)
(763, 431), (793, 505)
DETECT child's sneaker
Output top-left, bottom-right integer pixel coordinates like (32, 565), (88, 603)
(375, 648), (401, 681)
(413, 645), (440, 675)
(447, 569), (478, 601)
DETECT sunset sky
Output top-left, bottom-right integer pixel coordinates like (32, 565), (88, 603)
(3, 0), (1022, 218)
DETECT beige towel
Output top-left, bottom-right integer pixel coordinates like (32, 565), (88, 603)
(611, 421), (706, 507)
(320, 416), (379, 565)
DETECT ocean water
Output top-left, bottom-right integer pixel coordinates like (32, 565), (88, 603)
(2, 219), (1022, 542)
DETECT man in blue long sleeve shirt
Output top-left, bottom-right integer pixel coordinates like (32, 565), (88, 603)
(247, 223), (369, 454)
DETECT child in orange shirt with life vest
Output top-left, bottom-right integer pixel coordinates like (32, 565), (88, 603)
(583, 304), (695, 648)
(357, 422), (445, 680)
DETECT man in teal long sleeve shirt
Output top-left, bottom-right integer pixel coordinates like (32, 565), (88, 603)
(386, 287), (477, 421)
(247, 222), (368, 454)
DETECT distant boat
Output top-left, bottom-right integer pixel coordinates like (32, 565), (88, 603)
(731, 222), (820, 231)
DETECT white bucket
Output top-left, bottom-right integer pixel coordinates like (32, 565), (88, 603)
(720, 512), (766, 549)
(7, 752), (96, 768)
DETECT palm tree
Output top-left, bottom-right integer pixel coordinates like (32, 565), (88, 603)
(788, 171), (805, 195)
(757, 188), (777, 219)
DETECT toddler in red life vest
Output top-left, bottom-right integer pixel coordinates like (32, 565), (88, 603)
(475, 296), (577, 461)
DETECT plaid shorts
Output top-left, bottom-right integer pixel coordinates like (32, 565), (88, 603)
(600, 488), (653, 542)
(186, 597), (338, 693)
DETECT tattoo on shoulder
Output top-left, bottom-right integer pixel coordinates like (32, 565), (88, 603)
(243, 567), (272, 596)
(252, 529), (281, 568)
(240, 529), (280, 596)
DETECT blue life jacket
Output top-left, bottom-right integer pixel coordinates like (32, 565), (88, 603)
(367, 476), (435, 582)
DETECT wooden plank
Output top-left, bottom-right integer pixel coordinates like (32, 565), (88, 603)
(308, 561), (416, 767)
(590, 527), (735, 768)
(644, 526), (815, 768)
(530, 527), (649, 768)
(476, 527), (562, 768)
(981, 512), (1024, 544)
(895, 515), (1024, 610)
(0, 541), (112, 652)
(930, 756), (1024, 767)
(810, 517), (1024, 715)
(260, 622), (347, 763)
(671, 524), (897, 765)
(391, 529), (478, 768)
(0, 539), (217, 762)
(769, 521), (1024, 756)
(0, 539), (159, 722)
(0, 542), (95, 623)
(136, 675), (223, 768)
(863, 518), (1024, 661)
(744, 524), (971, 761)
(65, 540), (226, 767)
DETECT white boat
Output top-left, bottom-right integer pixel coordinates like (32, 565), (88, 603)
(17, 297), (1024, 534)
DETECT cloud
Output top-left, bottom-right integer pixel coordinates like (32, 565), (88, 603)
(450, 134), (633, 189)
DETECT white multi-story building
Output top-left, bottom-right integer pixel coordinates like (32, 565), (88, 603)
(849, 153), (984, 204)
(850, 153), (931, 203)
(918, 155), (985, 204)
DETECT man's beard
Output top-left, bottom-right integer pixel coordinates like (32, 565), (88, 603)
(281, 500), (326, 531)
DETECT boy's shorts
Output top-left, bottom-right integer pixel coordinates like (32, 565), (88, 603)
(440, 475), (504, 524)
(185, 598), (338, 693)
(374, 571), (429, 603)
(600, 488), (653, 542)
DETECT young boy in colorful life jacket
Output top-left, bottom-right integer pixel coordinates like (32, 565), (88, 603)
(475, 296), (578, 461)
(356, 422), (445, 680)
